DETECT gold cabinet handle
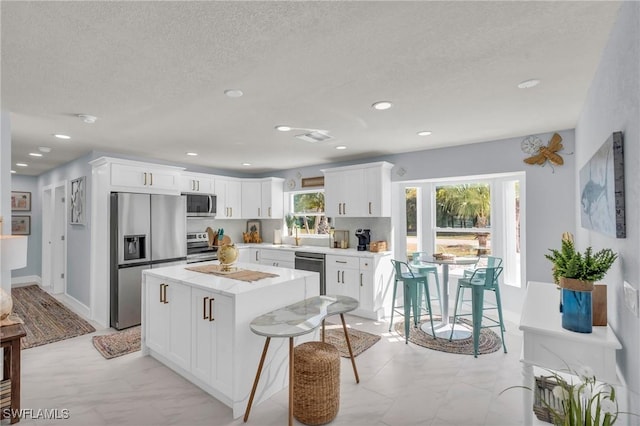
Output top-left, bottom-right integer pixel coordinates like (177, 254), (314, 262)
(159, 284), (164, 303)
(150, 173), (153, 186)
(342, 271), (345, 283)
(197, 180), (200, 191)
(203, 297), (209, 320)
(343, 203), (346, 215)
(360, 273), (363, 287)
(337, 270), (340, 283)
(163, 284), (168, 304)
(209, 297), (215, 321)
(268, 207), (271, 217)
(258, 207), (261, 217)
(144, 172), (148, 186)
(230, 207), (233, 217)
(369, 202), (372, 215)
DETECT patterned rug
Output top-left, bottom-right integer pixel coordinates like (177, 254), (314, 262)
(92, 326), (141, 359)
(394, 317), (503, 355)
(11, 285), (96, 349)
(323, 323), (381, 358)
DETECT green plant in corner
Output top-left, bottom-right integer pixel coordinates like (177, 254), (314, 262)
(544, 232), (617, 286)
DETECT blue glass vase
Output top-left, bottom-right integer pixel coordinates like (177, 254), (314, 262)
(561, 289), (592, 333)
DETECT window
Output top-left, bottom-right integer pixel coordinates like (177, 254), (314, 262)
(403, 173), (524, 287)
(288, 190), (328, 234)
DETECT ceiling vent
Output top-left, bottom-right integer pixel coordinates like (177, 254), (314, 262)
(295, 130), (333, 143)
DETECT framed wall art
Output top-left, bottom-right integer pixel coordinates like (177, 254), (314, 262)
(70, 176), (86, 225)
(579, 132), (625, 238)
(11, 191), (31, 211)
(12, 216), (31, 235)
(246, 220), (261, 238)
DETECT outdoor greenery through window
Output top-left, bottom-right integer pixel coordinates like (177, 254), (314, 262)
(288, 191), (329, 235)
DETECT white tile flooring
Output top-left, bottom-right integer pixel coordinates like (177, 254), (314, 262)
(17, 310), (531, 426)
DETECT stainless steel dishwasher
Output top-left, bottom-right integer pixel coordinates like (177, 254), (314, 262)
(294, 251), (326, 295)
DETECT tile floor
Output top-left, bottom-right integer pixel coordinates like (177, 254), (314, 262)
(16, 308), (534, 426)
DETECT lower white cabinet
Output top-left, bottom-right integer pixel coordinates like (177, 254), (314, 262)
(326, 255), (360, 302)
(145, 275), (192, 371)
(259, 249), (294, 269)
(192, 288), (233, 397)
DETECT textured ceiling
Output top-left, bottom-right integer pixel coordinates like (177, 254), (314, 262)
(2, 1), (621, 176)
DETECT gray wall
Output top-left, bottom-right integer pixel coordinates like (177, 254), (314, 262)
(575, 1), (639, 419)
(10, 175), (40, 279)
(1, 111), (12, 293)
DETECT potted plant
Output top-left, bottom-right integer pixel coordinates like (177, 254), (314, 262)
(545, 232), (617, 333)
(285, 214), (295, 236)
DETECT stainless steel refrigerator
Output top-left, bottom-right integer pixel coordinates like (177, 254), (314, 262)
(110, 192), (186, 329)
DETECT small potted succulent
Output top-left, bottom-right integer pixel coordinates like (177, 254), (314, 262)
(545, 232), (617, 333)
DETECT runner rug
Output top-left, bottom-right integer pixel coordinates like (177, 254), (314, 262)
(394, 317), (502, 355)
(92, 326), (141, 359)
(11, 284), (96, 349)
(323, 323), (381, 358)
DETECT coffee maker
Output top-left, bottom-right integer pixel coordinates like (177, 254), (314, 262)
(355, 229), (371, 251)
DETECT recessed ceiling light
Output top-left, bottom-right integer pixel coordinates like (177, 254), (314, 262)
(517, 79), (541, 89)
(242, 162), (252, 166)
(29, 152), (43, 157)
(275, 125), (292, 132)
(372, 101), (393, 110)
(77, 114), (97, 123)
(16, 163), (28, 167)
(417, 131), (432, 136)
(39, 146), (52, 153)
(54, 134), (71, 140)
(10, 170), (16, 174)
(335, 146), (347, 150)
(224, 89), (244, 98)
(186, 152), (198, 156)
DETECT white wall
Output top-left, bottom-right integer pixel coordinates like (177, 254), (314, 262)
(1, 111), (13, 293)
(575, 1), (639, 420)
(10, 175), (40, 280)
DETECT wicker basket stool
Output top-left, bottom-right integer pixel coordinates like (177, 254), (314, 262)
(293, 341), (340, 425)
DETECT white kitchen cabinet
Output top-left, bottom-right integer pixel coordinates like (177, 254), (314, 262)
(237, 247), (251, 263)
(191, 288), (233, 397)
(259, 248), (294, 269)
(322, 162), (393, 217)
(110, 162), (182, 194)
(214, 177), (242, 218)
(326, 254), (360, 302)
(144, 275), (192, 371)
(241, 178), (284, 219)
(181, 172), (214, 194)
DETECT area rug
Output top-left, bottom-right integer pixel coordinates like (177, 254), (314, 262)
(394, 317), (502, 355)
(92, 326), (141, 359)
(323, 323), (381, 358)
(11, 284), (96, 349)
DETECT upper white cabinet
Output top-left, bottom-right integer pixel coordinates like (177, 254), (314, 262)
(241, 178), (284, 219)
(322, 162), (393, 217)
(109, 161), (183, 194)
(214, 177), (242, 219)
(181, 172), (214, 194)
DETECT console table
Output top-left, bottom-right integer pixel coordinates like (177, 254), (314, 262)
(1, 323), (27, 424)
(519, 281), (622, 425)
(243, 295), (359, 426)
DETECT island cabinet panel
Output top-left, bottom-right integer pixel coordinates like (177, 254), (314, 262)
(144, 275), (192, 371)
(191, 288), (233, 397)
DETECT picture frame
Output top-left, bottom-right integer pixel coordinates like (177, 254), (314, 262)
(11, 216), (31, 235)
(70, 176), (86, 225)
(11, 191), (31, 211)
(579, 132), (625, 238)
(246, 220), (261, 237)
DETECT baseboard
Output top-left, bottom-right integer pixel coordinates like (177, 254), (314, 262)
(57, 292), (92, 321)
(11, 275), (42, 287)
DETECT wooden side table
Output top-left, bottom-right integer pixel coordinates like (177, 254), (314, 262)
(1, 323), (26, 424)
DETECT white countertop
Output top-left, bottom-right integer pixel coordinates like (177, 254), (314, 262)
(143, 261), (318, 297)
(235, 242), (391, 258)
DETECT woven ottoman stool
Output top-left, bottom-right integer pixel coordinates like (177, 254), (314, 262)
(293, 341), (340, 425)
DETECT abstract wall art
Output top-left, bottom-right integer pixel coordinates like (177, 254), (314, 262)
(579, 132), (625, 238)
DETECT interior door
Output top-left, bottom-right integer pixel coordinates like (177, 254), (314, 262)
(52, 183), (67, 294)
(42, 186), (52, 288)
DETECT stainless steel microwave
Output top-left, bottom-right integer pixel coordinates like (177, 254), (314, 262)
(185, 193), (216, 217)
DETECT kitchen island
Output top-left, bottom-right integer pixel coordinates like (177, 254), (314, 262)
(141, 262), (320, 419)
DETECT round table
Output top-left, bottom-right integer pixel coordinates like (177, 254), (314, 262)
(411, 256), (478, 340)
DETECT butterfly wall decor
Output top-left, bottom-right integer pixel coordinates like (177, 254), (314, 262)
(522, 133), (568, 172)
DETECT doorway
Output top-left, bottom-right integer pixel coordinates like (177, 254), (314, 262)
(42, 182), (67, 294)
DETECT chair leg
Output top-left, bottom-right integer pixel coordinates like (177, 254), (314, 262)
(411, 282), (419, 327)
(431, 270), (443, 315)
(494, 288), (507, 353)
(449, 285), (463, 341)
(389, 279), (398, 332)
(403, 282), (411, 344)
(422, 281), (436, 338)
(471, 285), (485, 358)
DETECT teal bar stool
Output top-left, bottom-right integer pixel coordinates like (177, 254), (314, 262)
(449, 266), (506, 357)
(389, 259), (436, 343)
(459, 256), (503, 321)
(411, 252), (443, 315)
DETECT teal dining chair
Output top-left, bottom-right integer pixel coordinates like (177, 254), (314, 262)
(411, 252), (443, 315)
(389, 259), (436, 343)
(459, 256), (503, 315)
(449, 266), (506, 357)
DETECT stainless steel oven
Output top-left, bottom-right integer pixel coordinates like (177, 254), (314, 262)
(295, 251), (326, 295)
(186, 232), (218, 263)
